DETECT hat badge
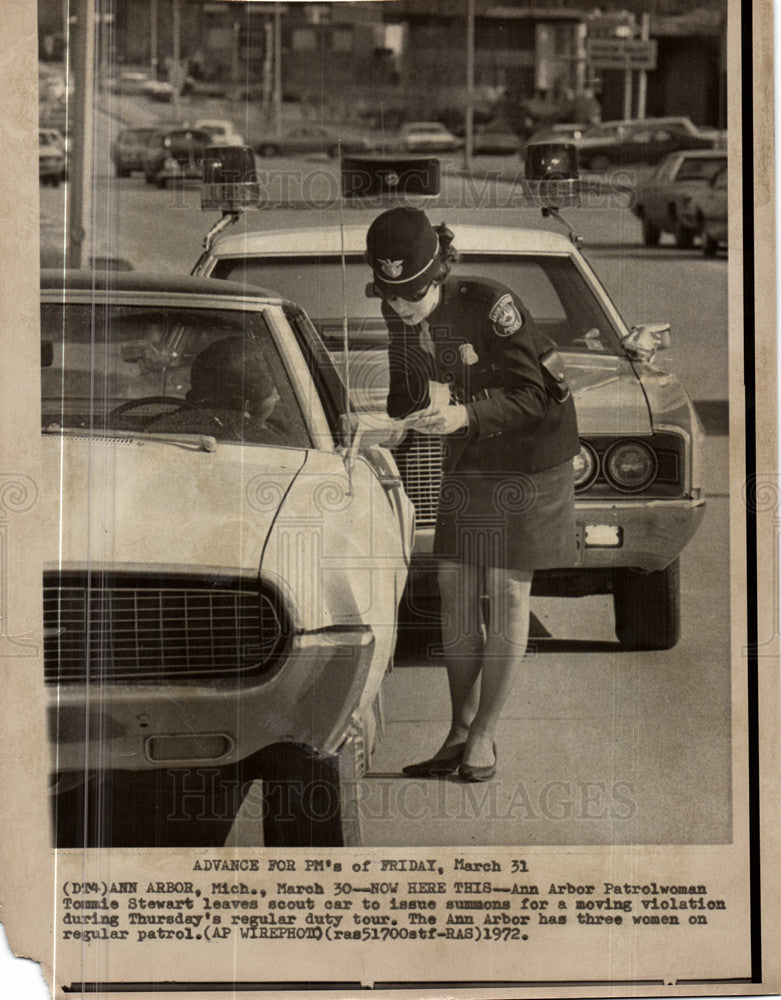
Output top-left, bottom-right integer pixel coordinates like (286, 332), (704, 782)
(378, 258), (404, 278)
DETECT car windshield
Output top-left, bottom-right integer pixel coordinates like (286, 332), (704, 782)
(41, 303), (311, 448)
(676, 156), (727, 181)
(211, 253), (625, 409)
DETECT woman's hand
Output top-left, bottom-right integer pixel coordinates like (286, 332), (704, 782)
(411, 403), (469, 436)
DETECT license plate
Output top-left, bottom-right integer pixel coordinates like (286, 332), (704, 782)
(584, 525), (622, 547)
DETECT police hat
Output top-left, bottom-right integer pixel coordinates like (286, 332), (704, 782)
(366, 207), (440, 298)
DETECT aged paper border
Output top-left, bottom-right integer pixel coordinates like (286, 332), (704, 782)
(0, 0), (779, 996)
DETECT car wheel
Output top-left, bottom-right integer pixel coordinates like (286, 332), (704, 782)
(259, 144), (279, 157)
(674, 220), (695, 250)
(702, 229), (719, 257)
(144, 172), (155, 185)
(51, 177), (60, 188)
(327, 144), (339, 158)
(613, 559), (680, 650)
(155, 176), (167, 189)
(641, 217), (661, 247)
(588, 154), (610, 172)
(261, 742), (361, 847)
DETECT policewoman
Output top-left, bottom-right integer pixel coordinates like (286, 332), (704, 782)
(366, 206), (580, 782)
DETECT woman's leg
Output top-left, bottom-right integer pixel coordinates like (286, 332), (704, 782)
(426, 558), (484, 756)
(462, 566), (533, 768)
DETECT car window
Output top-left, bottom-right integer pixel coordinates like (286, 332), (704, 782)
(41, 303), (311, 448)
(211, 253), (624, 359)
(676, 156), (727, 181)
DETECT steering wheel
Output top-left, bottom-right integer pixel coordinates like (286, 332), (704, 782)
(107, 396), (183, 423)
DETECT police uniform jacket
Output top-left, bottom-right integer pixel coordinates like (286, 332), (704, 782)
(384, 276), (580, 474)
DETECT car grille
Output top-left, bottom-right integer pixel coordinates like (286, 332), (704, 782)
(43, 572), (288, 685)
(390, 432), (685, 522)
(392, 432), (443, 528)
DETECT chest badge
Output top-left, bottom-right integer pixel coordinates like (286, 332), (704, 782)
(489, 293), (523, 336)
(378, 258), (404, 278)
(459, 342), (479, 365)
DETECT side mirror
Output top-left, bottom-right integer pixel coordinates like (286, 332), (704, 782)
(621, 323), (671, 363)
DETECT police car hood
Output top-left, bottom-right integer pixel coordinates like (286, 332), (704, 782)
(563, 352), (652, 435)
(42, 435), (306, 574)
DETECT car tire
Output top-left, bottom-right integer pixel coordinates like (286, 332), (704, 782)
(613, 559), (681, 650)
(155, 176), (167, 189)
(327, 144), (339, 158)
(702, 229), (719, 257)
(641, 217), (661, 247)
(261, 742), (361, 847)
(674, 220), (695, 250)
(588, 154), (611, 172)
(259, 144), (279, 157)
(144, 173), (155, 185)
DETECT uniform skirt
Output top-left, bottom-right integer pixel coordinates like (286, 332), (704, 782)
(432, 460), (576, 571)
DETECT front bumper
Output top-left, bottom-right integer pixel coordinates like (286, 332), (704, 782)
(413, 496), (706, 573)
(49, 626), (375, 774)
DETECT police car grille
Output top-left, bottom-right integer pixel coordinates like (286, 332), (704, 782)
(393, 433), (443, 528)
(43, 572), (287, 684)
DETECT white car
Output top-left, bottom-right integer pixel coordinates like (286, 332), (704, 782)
(194, 118), (245, 146)
(42, 269), (413, 847)
(398, 121), (462, 153)
(193, 222), (706, 652)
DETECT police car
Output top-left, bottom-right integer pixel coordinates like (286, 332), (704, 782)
(190, 149), (706, 651)
(42, 269), (414, 846)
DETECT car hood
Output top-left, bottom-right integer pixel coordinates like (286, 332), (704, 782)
(563, 353), (651, 435)
(42, 435), (307, 575)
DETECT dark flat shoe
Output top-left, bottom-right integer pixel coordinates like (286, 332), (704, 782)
(458, 744), (497, 783)
(402, 744), (466, 777)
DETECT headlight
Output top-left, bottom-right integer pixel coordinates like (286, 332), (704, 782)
(572, 441), (598, 491)
(603, 440), (657, 493)
(164, 156), (179, 170)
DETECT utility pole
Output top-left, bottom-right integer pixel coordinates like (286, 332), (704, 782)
(150, 0), (158, 77)
(172, 0), (181, 115)
(464, 0), (475, 171)
(65, 0), (96, 269)
(636, 11), (651, 119)
(273, 2), (282, 134)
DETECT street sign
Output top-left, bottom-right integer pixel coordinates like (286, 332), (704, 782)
(586, 37), (658, 71)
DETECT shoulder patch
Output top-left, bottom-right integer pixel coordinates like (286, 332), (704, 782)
(489, 292), (523, 336)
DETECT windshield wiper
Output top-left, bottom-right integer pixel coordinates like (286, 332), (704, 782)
(42, 425), (218, 453)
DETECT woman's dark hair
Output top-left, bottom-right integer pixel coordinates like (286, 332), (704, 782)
(430, 222), (459, 284)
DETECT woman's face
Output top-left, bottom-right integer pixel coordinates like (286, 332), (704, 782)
(384, 282), (441, 325)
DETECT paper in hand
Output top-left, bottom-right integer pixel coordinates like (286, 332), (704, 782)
(405, 381), (452, 427)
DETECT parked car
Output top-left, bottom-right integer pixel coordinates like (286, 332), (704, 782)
(38, 129), (66, 186)
(110, 125), (165, 177)
(685, 163), (729, 256)
(193, 118), (245, 147)
(633, 150), (728, 247)
(470, 120), (520, 155)
(107, 69), (151, 95)
(142, 127), (213, 187)
(255, 124), (374, 158)
(193, 222), (706, 651)
(398, 121), (462, 153)
(573, 118), (715, 171)
(141, 78), (176, 102)
(41, 269), (413, 846)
